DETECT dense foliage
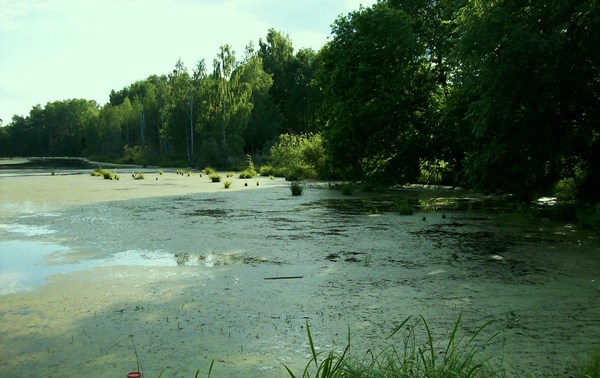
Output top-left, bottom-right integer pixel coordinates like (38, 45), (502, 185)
(1, 0), (598, 202)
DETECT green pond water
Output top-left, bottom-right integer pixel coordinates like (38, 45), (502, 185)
(1, 181), (599, 377)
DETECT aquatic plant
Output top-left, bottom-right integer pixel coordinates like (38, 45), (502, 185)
(203, 167), (216, 175)
(224, 180), (232, 189)
(291, 181), (304, 196)
(239, 169), (257, 179)
(341, 183), (354, 195)
(132, 172), (144, 180)
(395, 200), (414, 215)
(209, 173), (221, 182)
(102, 170), (115, 180)
(286, 314), (504, 378)
(159, 170), (164, 175)
(226, 172), (234, 178)
(269, 175), (275, 180)
(572, 351), (600, 377)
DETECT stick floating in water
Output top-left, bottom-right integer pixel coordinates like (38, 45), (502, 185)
(264, 276), (304, 280)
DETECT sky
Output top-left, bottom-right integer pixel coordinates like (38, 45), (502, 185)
(0, 0), (376, 125)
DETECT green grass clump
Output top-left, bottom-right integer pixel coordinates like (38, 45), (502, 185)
(203, 167), (216, 175)
(395, 200), (414, 215)
(209, 173), (221, 182)
(226, 172), (234, 178)
(291, 181), (304, 196)
(239, 169), (257, 179)
(159, 170), (164, 175)
(91, 168), (116, 180)
(573, 351), (600, 377)
(223, 180), (232, 189)
(132, 172), (144, 180)
(286, 314), (503, 378)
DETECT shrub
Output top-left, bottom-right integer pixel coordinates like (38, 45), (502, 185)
(223, 180), (232, 189)
(577, 203), (600, 231)
(554, 178), (577, 201)
(270, 133), (326, 180)
(209, 173), (221, 182)
(259, 164), (275, 177)
(291, 181), (304, 196)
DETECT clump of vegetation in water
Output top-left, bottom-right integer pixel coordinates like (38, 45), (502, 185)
(132, 172), (144, 180)
(91, 168), (117, 180)
(291, 181), (304, 196)
(341, 183), (354, 195)
(223, 180), (232, 189)
(239, 155), (257, 179)
(226, 172), (234, 178)
(285, 314), (504, 378)
(395, 200), (414, 215)
(209, 173), (221, 182)
(203, 167), (216, 175)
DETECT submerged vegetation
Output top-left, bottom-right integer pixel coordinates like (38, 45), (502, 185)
(290, 181), (304, 196)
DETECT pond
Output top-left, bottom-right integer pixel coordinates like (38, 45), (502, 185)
(0, 174), (599, 377)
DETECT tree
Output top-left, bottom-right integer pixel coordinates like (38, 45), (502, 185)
(318, 2), (434, 182)
(455, 0), (600, 198)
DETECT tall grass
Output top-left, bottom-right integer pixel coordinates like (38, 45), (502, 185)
(286, 314), (505, 378)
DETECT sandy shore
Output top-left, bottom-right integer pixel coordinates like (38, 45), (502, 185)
(0, 170), (276, 218)
(1, 172), (599, 377)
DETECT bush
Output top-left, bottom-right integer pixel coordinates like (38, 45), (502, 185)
(209, 173), (221, 182)
(291, 181), (304, 196)
(270, 133), (326, 180)
(577, 203), (600, 231)
(554, 178), (577, 201)
(259, 164), (275, 177)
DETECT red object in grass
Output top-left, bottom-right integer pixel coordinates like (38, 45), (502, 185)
(127, 372), (142, 378)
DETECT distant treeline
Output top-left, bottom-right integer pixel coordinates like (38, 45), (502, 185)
(1, 1), (598, 202)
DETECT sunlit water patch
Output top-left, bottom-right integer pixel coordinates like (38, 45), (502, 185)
(0, 240), (280, 295)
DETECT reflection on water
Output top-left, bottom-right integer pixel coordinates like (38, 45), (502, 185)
(0, 239), (280, 295)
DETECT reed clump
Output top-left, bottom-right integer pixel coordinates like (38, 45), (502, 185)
(286, 314), (505, 378)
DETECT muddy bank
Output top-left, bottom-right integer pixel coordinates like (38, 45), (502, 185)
(1, 173), (599, 377)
